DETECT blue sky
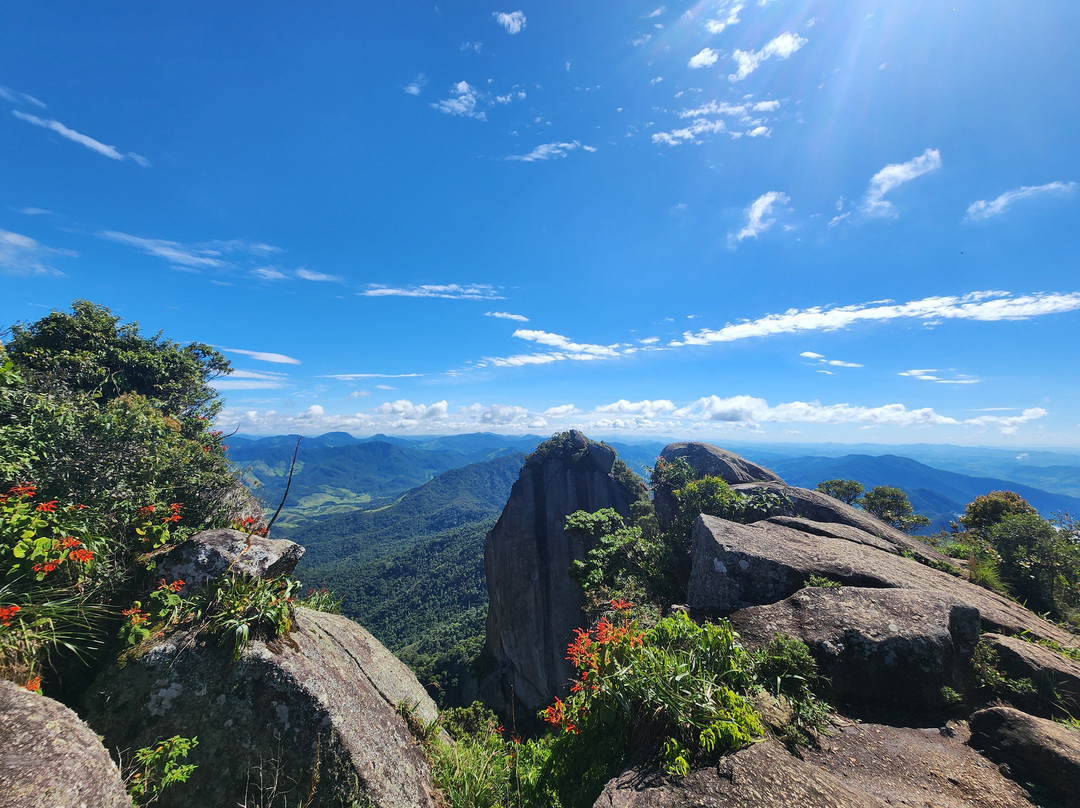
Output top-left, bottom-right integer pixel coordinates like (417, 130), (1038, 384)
(2, 1), (1078, 446)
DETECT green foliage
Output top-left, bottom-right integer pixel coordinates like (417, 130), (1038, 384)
(296, 586), (342, 614)
(959, 491), (1038, 534)
(751, 633), (832, 748)
(940, 686), (964, 706)
(986, 512), (1080, 619)
(126, 735), (198, 806)
(972, 639), (1036, 698)
(861, 486), (932, 534)
(815, 479), (865, 506)
(806, 574), (841, 589)
(204, 575), (300, 662)
(566, 509), (669, 607)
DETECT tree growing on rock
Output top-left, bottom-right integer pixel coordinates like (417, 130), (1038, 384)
(815, 479), (865, 506)
(861, 486), (931, 534)
(959, 490), (1037, 534)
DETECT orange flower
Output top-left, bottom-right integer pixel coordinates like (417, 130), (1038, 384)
(159, 578), (185, 592)
(8, 484), (35, 497)
(25, 676), (41, 692)
(610, 598), (632, 611)
(0, 605), (20, 626)
(60, 537), (82, 549)
(138, 505), (156, 517)
(35, 500), (58, 513)
(69, 548), (94, 563)
(32, 561), (60, 575)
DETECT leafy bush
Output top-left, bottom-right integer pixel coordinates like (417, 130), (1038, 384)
(125, 735), (198, 806)
(815, 479), (864, 506)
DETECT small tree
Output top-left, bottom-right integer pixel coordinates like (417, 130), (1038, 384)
(861, 486), (930, 534)
(815, 479), (864, 506)
(959, 491), (1037, 534)
(987, 512), (1080, 618)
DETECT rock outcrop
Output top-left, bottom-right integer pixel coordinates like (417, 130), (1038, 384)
(653, 442), (782, 530)
(149, 527), (305, 592)
(979, 633), (1080, 717)
(83, 607), (438, 808)
(688, 514), (1074, 644)
(969, 706), (1080, 807)
(728, 586), (980, 710)
(484, 430), (643, 714)
(0, 678), (130, 808)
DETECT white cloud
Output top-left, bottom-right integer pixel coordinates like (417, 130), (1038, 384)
(486, 311), (529, 322)
(99, 230), (227, 269)
(688, 48), (720, 69)
(729, 31), (807, 81)
(652, 118), (727, 146)
(899, 368), (979, 385)
(19, 207), (52, 216)
(647, 6), (666, 18)
(295, 268), (343, 283)
(404, 74), (427, 95)
(594, 399), (677, 418)
(544, 404), (580, 418)
(361, 283), (503, 300)
(431, 81), (486, 120)
(461, 41), (483, 53)
(801, 351), (863, 368)
(374, 399), (449, 420)
(221, 347), (302, 365)
(252, 267), (288, 281)
(13, 110), (123, 159)
(965, 181), (1076, 221)
(319, 373), (423, 380)
(513, 329), (622, 358)
(747, 126), (769, 137)
(675, 395), (962, 428)
(0, 228), (71, 276)
(506, 140), (597, 162)
(861, 148), (942, 217)
(654, 98), (782, 147)
(964, 408), (1048, 435)
(493, 11), (526, 34)
(672, 290), (1080, 347)
(706, 3), (743, 34)
(212, 368), (289, 390)
(730, 191), (789, 244)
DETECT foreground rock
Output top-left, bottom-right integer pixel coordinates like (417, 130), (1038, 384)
(594, 741), (889, 807)
(980, 632), (1080, 718)
(484, 430), (643, 713)
(149, 528), (305, 592)
(728, 586), (980, 710)
(969, 706), (1080, 807)
(688, 514), (1074, 644)
(0, 679), (130, 808)
(84, 607), (438, 808)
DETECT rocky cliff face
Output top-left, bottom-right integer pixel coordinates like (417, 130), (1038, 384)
(483, 430), (643, 714)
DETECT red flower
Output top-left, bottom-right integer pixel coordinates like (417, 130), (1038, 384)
(159, 578), (185, 592)
(60, 537), (82, 549)
(8, 484), (35, 498)
(121, 608), (149, 626)
(0, 605), (20, 626)
(138, 505), (156, 517)
(35, 500), (58, 513)
(69, 548), (94, 563)
(610, 598), (632, 611)
(25, 676), (41, 692)
(32, 561), (60, 575)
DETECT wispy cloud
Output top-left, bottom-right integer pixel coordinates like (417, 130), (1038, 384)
(295, 268), (343, 283)
(19, 207), (52, 216)
(800, 351), (863, 368)
(506, 140), (597, 162)
(212, 369), (290, 391)
(595, 399), (677, 418)
(99, 231), (227, 269)
(220, 348), (302, 365)
(493, 11), (526, 34)
(319, 373), (423, 381)
(729, 32), (807, 81)
(512, 329), (622, 358)
(688, 48), (719, 69)
(653, 99), (782, 146)
(251, 267), (288, 281)
(0, 85), (47, 108)
(729, 191), (789, 245)
(403, 74), (427, 96)
(486, 311), (529, 322)
(861, 148), (942, 217)
(965, 181), (1076, 221)
(672, 290), (1080, 347)
(898, 368), (980, 384)
(0, 228), (72, 276)
(361, 283), (503, 300)
(13, 110), (148, 165)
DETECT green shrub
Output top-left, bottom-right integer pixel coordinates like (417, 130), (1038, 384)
(126, 735), (198, 806)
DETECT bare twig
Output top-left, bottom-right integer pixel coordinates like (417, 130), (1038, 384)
(265, 437), (302, 537)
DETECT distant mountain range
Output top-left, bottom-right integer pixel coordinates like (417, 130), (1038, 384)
(235, 432), (1080, 698)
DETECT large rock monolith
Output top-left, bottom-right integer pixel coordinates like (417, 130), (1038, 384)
(483, 431), (643, 714)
